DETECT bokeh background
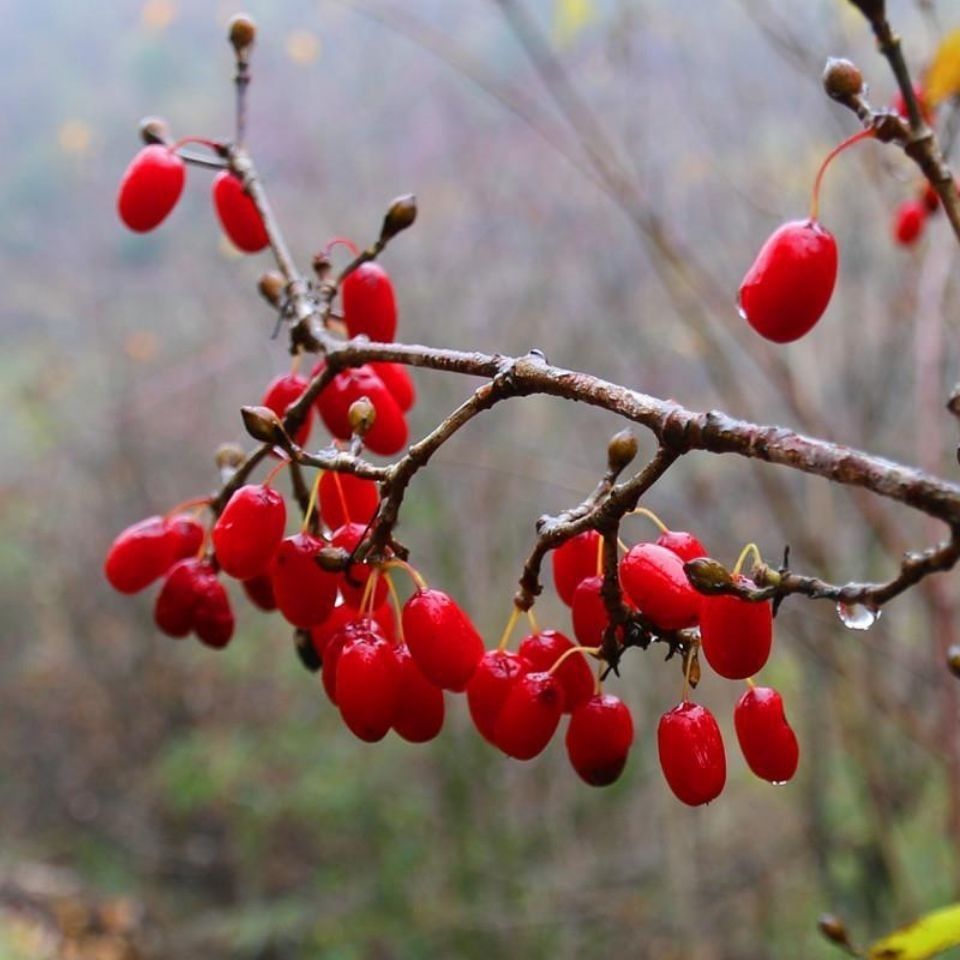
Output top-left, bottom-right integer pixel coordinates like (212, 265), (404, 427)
(2, 0), (960, 957)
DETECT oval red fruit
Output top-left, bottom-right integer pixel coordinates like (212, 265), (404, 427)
(552, 530), (601, 607)
(571, 575), (612, 649)
(319, 471), (379, 529)
(699, 576), (773, 680)
(370, 362), (415, 412)
(117, 145), (186, 233)
(105, 515), (175, 594)
(893, 199), (926, 246)
(191, 570), (235, 649)
(566, 694), (634, 787)
(154, 558), (205, 638)
(619, 542), (700, 631)
(733, 685), (799, 783)
(242, 573), (277, 612)
(270, 532), (338, 628)
(212, 484), (286, 581)
(316, 365), (408, 456)
(517, 630), (594, 714)
(262, 373), (312, 448)
(466, 650), (530, 745)
(336, 630), (401, 742)
(657, 702), (726, 806)
(393, 644), (445, 743)
(342, 262), (398, 342)
(738, 219), (837, 343)
(494, 671), (565, 760)
(165, 514), (205, 561)
(402, 588), (484, 691)
(212, 170), (269, 253)
(656, 529), (707, 563)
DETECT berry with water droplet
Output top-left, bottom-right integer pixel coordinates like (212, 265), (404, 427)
(734, 685), (799, 783)
(657, 702), (726, 806)
(619, 542), (700, 631)
(212, 484), (286, 580)
(518, 630), (594, 714)
(330, 522), (387, 610)
(699, 576), (772, 679)
(342, 262), (397, 342)
(466, 650), (531, 745)
(494, 671), (565, 760)
(566, 694), (634, 787)
(270, 532), (338, 628)
(336, 628), (401, 742)
(212, 171), (269, 253)
(315, 365), (408, 455)
(117, 145), (186, 232)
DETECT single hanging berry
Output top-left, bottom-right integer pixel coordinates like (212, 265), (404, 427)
(657, 702), (726, 806)
(552, 530), (601, 607)
(336, 627), (401, 742)
(319, 471), (379, 529)
(466, 649), (531, 745)
(105, 515), (175, 594)
(154, 558), (206, 638)
(619, 542), (700, 631)
(402, 588), (485, 691)
(342, 262), (398, 342)
(261, 373), (312, 448)
(165, 514), (205, 560)
(191, 568), (235, 649)
(393, 644), (445, 743)
(494, 671), (565, 760)
(566, 694), (634, 787)
(212, 170), (269, 253)
(117, 145), (186, 232)
(733, 685), (799, 784)
(699, 576), (772, 680)
(270, 532), (338, 629)
(212, 484), (286, 580)
(517, 630), (594, 714)
(893, 199), (926, 246)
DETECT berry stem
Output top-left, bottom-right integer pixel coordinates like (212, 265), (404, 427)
(164, 495), (212, 518)
(301, 471), (324, 534)
(733, 542), (762, 577)
(496, 605), (522, 652)
(333, 472), (352, 525)
(323, 236), (360, 258)
(385, 559), (428, 592)
(525, 608), (540, 633)
(745, 676), (757, 688)
(679, 640), (699, 703)
(629, 506), (669, 534)
(358, 568), (379, 616)
(384, 571), (405, 643)
(594, 661), (603, 696)
(263, 456), (291, 489)
(171, 136), (224, 154)
(548, 645), (601, 675)
(595, 532), (604, 577)
(810, 128), (876, 222)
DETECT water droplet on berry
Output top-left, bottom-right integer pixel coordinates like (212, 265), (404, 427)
(836, 601), (880, 630)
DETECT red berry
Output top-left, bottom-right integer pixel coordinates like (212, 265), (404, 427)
(166, 514), (205, 560)
(699, 576), (772, 680)
(466, 650), (531, 745)
(657, 702), (726, 806)
(921, 181), (941, 213)
(212, 484), (286, 580)
(656, 529), (707, 563)
(370, 362), (416, 412)
(105, 516), (175, 594)
(316, 365), (408, 456)
(517, 630), (594, 714)
(262, 373), (312, 448)
(566, 694), (634, 787)
(319, 613), (393, 702)
(619, 542), (700, 631)
(270, 532), (338, 628)
(117, 145), (186, 233)
(311, 603), (360, 661)
(893, 199), (926, 246)
(336, 629), (401, 742)
(211, 170), (269, 253)
(734, 686), (799, 784)
(552, 530), (601, 606)
(191, 570), (235, 649)
(739, 219), (838, 343)
(494, 672), (565, 760)
(319, 471), (379, 529)
(242, 573), (277, 612)
(393, 644), (445, 743)
(402, 588), (484, 691)
(342, 262), (397, 342)
(154, 558), (204, 637)
(330, 522), (387, 610)
(571, 575), (613, 649)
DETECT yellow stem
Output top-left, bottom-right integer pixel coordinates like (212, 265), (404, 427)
(301, 470), (324, 533)
(595, 531), (604, 577)
(548, 645), (601, 675)
(385, 559), (428, 592)
(733, 542), (762, 577)
(680, 640), (698, 703)
(358, 567), (378, 616)
(525, 607), (540, 634)
(497, 606), (521, 652)
(629, 506), (669, 534)
(384, 571), (405, 644)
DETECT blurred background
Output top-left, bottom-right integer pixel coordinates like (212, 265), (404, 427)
(2, 0), (960, 957)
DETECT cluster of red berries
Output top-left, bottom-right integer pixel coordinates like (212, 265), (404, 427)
(892, 180), (943, 246)
(551, 518), (799, 804)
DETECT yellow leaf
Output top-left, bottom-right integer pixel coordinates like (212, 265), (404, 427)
(868, 903), (960, 960)
(552, 0), (596, 47)
(925, 29), (960, 106)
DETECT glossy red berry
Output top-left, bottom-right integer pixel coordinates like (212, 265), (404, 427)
(370, 362), (415, 412)
(734, 686), (799, 784)
(212, 170), (269, 253)
(739, 219), (838, 343)
(191, 570), (235, 649)
(699, 576), (773, 680)
(262, 373), (312, 448)
(570, 575), (627, 650)
(342, 262), (398, 342)
(552, 530), (601, 606)
(105, 516), (175, 594)
(336, 629), (401, 742)
(212, 484), (286, 580)
(314, 608), (393, 684)
(393, 644), (445, 743)
(517, 630), (594, 714)
(402, 588), (484, 692)
(270, 532), (338, 628)
(893, 199), (926, 246)
(165, 514), (205, 560)
(330, 522), (387, 610)
(319, 471), (379, 529)
(619, 542), (700, 631)
(316, 365), (408, 456)
(154, 558), (204, 638)
(657, 702), (726, 806)
(494, 671), (565, 760)
(242, 574), (277, 612)
(466, 650), (531, 745)
(656, 529), (707, 563)
(566, 694), (634, 787)
(117, 145), (186, 233)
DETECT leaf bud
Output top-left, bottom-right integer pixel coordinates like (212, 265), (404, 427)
(241, 405), (288, 446)
(822, 58), (863, 102)
(228, 13), (257, 53)
(379, 194), (417, 243)
(348, 396), (376, 436)
(258, 272), (286, 307)
(817, 913), (855, 950)
(214, 442), (246, 472)
(139, 116), (171, 145)
(607, 429), (638, 472)
(683, 558), (734, 594)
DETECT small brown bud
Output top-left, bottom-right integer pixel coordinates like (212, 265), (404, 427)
(241, 405), (288, 445)
(312, 253), (333, 283)
(817, 913), (854, 949)
(607, 429), (638, 472)
(948, 644), (960, 678)
(822, 58), (863, 102)
(379, 194), (418, 243)
(683, 558), (734, 594)
(214, 442), (246, 472)
(316, 547), (348, 572)
(682, 647), (701, 689)
(348, 396), (376, 436)
(139, 116), (171, 145)
(258, 272), (286, 307)
(228, 13), (257, 53)
(294, 629), (322, 672)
